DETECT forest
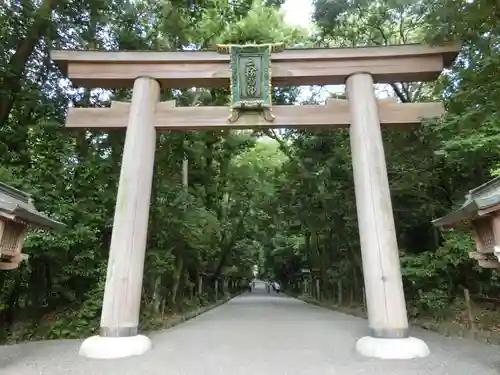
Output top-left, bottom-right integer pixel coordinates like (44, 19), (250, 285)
(0, 0), (499, 342)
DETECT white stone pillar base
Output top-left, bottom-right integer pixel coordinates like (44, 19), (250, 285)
(79, 335), (152, 359)
(356, 336), (430, 359)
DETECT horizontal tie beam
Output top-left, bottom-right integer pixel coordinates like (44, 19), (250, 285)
(65, 98), (443, 131)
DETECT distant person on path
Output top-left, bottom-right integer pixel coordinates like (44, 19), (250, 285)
(273, 281), (281, 294)
(248, 281), (252, 293)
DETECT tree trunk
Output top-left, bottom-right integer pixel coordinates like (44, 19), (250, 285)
(212, 209), (248, 280)
(0, 0), (59, 127)
(152, 275), (162, 313)
(170, 256), (184, 307)
(197, 275), (203, 296)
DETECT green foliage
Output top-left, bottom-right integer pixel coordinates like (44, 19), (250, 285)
(46, 282), (104, 339)
(313, 0), (426, 46)
(209, 0), (310, 45)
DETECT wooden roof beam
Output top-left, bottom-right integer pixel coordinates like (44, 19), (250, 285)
(51, 43), (461, 89)
(65, 98), (444, 131)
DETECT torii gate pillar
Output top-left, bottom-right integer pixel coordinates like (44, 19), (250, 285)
(79, 77), (159, 359)
(346, 73), (430, 359)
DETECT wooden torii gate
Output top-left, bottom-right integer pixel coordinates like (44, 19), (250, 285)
(52, 42), (460, 360)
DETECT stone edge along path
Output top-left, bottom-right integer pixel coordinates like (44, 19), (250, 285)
(293, 293), (500, 346)
(144, 292), (244, 333)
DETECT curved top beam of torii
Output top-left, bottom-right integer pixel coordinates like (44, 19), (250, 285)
(53, 42), (461, 131)
(51, 43), (460, 89)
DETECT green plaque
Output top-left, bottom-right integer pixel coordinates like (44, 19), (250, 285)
(216, 43), (284, 123)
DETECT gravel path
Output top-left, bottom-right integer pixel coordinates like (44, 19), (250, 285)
(0, 287), (499, 375)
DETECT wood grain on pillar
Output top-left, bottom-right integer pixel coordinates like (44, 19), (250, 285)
(346, 73), (409, 338)
(100, 77), (161, 337)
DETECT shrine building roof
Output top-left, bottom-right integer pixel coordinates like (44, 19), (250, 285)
(432, 176), (500, 229)
(0, 182), (64, 230)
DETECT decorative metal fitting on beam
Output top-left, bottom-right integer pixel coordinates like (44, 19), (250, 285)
(216, 43), (284, 123)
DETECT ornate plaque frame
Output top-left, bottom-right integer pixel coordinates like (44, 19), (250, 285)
(216, 43), (284, 123)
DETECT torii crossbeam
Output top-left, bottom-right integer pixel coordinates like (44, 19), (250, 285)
(65, 97), (444, 130)
(51, 42), (461, 361)
(52, 43), (459, 88)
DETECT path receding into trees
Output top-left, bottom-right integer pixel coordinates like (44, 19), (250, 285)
(0, 283), (498, 375)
